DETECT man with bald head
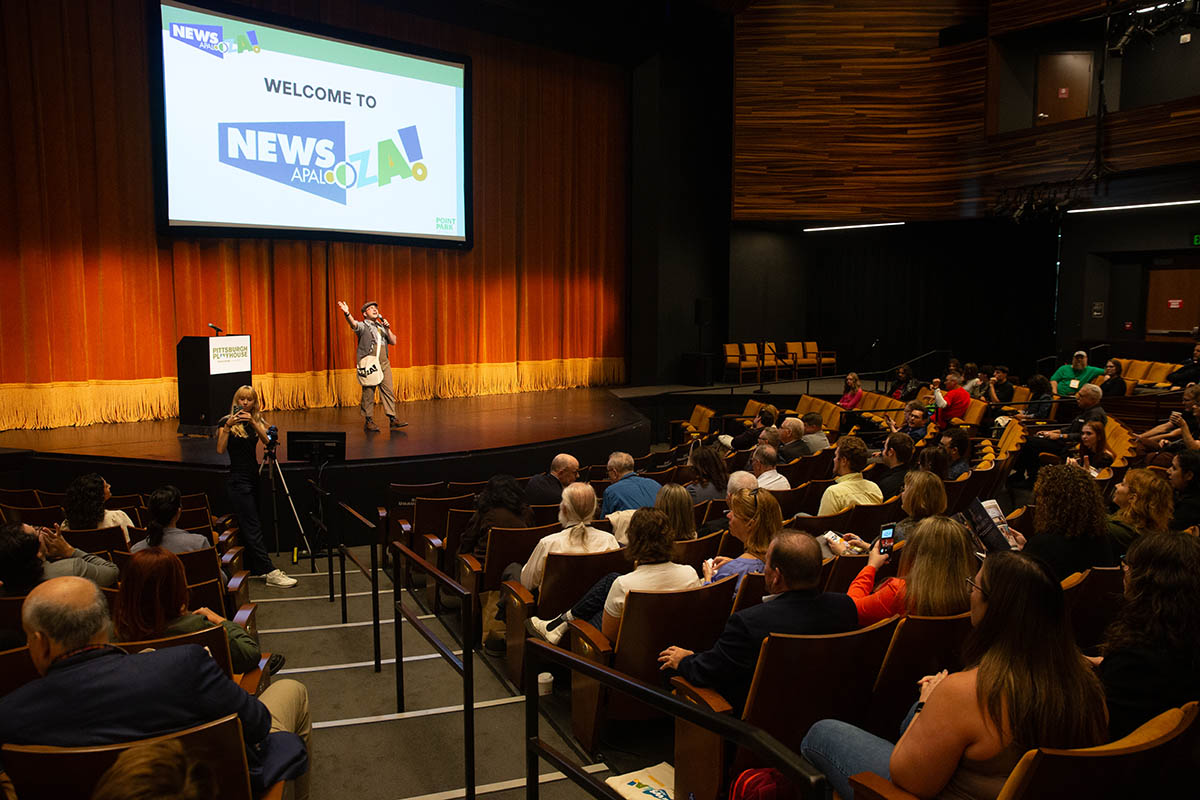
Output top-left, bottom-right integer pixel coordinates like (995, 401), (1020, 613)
(524, 453), (581, 506)
(657, 532), (857, 712)
(0, 577), (312, 798)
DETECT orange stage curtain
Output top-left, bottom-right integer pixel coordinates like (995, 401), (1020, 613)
(0, 0), (626, 430)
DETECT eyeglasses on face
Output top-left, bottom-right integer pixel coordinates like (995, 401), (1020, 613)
(965, 575), (989, 597)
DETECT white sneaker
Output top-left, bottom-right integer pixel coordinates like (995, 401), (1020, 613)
(529, 616), (565, 646)
(263, 569), (298, 588)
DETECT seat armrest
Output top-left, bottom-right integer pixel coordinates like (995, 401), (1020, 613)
(848, 773), (921, 800)
(457, 553), (482, 592)
(221, 545), (245, 573)
(567, 619), (612, 661)
(226, 571), (251, 612)
(669, 676), (733, 714)
(232, 603), (258, 638)
(396, 518), (413, 534)
(423, 532), (444, 552)
(500, 579), (535, 607)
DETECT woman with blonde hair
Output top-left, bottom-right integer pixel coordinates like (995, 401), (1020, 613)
(656, 483), (697, 541)
(704, 488), (781, 589)
(519, 482), (619, 590)
(215, 385), (296, 587)
(845, 516), (976, 627)
(1106, 468), (1173, 556)
(830, 469), (947, 557)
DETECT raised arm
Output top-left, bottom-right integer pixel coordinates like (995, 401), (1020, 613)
(337, 300), (359, 330)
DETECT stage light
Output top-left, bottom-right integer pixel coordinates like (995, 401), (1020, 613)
(1065, 199), (1200, 214)
(802, 222), (905, 232)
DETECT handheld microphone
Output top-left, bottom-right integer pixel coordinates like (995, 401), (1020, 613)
(208, 323), (224, 334)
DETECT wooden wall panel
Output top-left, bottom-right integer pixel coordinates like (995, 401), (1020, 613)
(734, 0), (1200, 222)
(988, 0), (1108, 36)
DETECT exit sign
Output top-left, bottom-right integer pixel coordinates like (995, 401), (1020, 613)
(1194, 233), (1200, 246)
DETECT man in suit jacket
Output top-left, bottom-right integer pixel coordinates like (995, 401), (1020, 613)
(0, 577), (311, 799)
(658, 532), (857, 713)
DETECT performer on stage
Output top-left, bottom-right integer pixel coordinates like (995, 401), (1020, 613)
(216, 386), (298, 588)
(337, 299), (408, 432)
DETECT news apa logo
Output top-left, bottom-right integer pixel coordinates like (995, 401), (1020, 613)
(218, 122), (429, 205)
(168, 22), (262, 58)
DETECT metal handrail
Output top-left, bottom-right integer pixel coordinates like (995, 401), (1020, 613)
(336, 501), (382, 672)
(391, 541), (476, 800)
(522, 638), (830, 800)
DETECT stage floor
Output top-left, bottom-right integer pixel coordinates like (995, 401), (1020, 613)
(0, 388), (647, 467)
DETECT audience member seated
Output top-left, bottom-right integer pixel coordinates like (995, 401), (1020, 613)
(984, 365), (1015, 406)
(750, 445), (789, 490)
(818, 436), (883, 517)
(91, 740), (217, 800)
(885, 401), (929, 444)
(1051, 350), (1104, 397)
(685, 445), (729, 503)
(1106, 469), (1172, 556)
(728, 405), (778, 451)
(529, 508), (700, 644)
(1100, 358), (1127, 399)
(657, 531), (857, 712)
(917, 444), (950, 480)
(801, 551), (1107, 800)
(523, 453), (580, 506)
(837, 516), (974, 627)
(777, 417), (808, 462)
(600, 451), (662, 516)
(940, 427), (973, 480)
(1014, 465), (1117, 580)
(113, 548), (261, 675)
(797, 412), (831, 456)
(1168, 452), (1200, 530)
(703, 488), (782, 590)
(838, 372), (865, 432)
(873, 433), (914, 500)
(0, 522), (118, 596)
(696, 470), (758, 537)
(827, 469), (947, 556)
(656, 483), (698, 542)
(1015, 374), (1053, 422)
(930, 371), (971, 429)
(457, 474), (534, 558)
(1065, 420), (1115, 473)
(519, 482), (619, 591)
(61, 473), (134, 546)
(1166, 341), (1200, 387)
(962, 362), (983, 399)
(1010, 383), (1106, 485)
(1132, 384), (1199, 466)
(888, 364), (922, 402)
(131, 485), (211, 555)
(1095, 532), (1200, 740)
(0, 577), (311, 799)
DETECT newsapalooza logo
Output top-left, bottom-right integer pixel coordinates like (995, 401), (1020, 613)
(168, 22), (261, 58)
(218, 122), (427, 205)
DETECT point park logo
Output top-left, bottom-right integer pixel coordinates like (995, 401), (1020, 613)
(218, 122), (428, 205)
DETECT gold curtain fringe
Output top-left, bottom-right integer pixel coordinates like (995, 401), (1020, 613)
(0, 379), (180, 431)
(0, 358), (626, 430)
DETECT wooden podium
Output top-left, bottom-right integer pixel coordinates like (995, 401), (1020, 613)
(177, 335), (251, 435)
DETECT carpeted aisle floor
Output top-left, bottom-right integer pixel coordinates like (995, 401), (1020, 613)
(249, 552), (617, 799)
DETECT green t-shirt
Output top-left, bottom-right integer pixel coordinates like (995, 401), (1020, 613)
(1050, 364), (1103, 395)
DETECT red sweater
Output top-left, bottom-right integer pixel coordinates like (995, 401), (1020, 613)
(847, 564), (906, 627)
(935, 387), (971, 428)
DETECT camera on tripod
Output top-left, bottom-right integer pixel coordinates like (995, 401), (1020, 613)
(265, 425), (280, 455)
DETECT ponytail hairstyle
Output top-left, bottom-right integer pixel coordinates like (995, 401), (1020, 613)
(558, 482), (597, 547)
(146, 485), (183, 547)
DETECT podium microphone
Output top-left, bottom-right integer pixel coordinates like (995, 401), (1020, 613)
(208, 323), (224, 335)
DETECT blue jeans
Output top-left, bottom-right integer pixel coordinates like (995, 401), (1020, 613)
(800, 704), (919, 799)
(227, 472), (275, 575)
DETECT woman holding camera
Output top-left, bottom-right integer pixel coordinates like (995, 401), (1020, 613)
(216, 385), (296, 588)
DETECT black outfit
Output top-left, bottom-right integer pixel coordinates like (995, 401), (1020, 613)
(894, 423), (928, 443)
(1013, 405), (1107, 482)
(731, 426), (764, 451)
(225, 429), (273, 575)
(874, 464), (912, 500)
(458, 506), (535, 558)
(673, 589), (857, 714)
(1098, 645), (1200, 740)
(524, 473), (564, 506)
(1172, 487), (1200, 531)
(988, 381), (1016, 405)
(889, 379), (921, 402)
(1024, 392), (1053, 420)
(1069, 444), (1114, 471)
(1021, 531), (1117, 581)
(1166, 359), (1200, 387)
(1100, 377), (1127, 398)
(779, 439), (809, 462)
